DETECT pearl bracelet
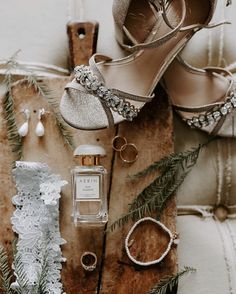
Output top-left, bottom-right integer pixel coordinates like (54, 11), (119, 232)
(125, 217), (179, 266)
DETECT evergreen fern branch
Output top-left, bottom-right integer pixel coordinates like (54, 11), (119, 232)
(12, 253), (29, 291)
(110, 139), (216, 231)
(156, 173), (188, 216)
(25, 75), (75, 150)
(130, 138), (216, 180)
(149, 266), (196, 294)
(128, 163), (179, 212)
(110, 172), (187, 231)
(2, 67), (23, 163)
(35, 242), (50, 293)
(0, 246), (13, 294)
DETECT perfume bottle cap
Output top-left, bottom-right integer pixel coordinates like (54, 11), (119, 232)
(74, 144), (106, 157)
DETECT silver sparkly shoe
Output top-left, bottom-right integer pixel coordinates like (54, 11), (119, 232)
(163, 57), (236, 137)
(60, 0), (217, 130)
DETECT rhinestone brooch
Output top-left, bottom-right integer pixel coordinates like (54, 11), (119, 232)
(186, 91), (236, 129)
(74, 65), (139, 121)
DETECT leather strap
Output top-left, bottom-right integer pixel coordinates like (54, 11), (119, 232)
(121, 0), (186, 52)
(173, 68), (235, 135)
(149, 0), (175, 29)
(173, 67), (234, 112)
(179, 20), (231, 32)
(69, 53), (156, 126)
(119, 0), (226, 53)
(173, 102), (224, 113)
(112, 89), (154, 102)
(210, 115), (227, 136)
(89, 54), (112, 84)
(88, 54), (154, 102)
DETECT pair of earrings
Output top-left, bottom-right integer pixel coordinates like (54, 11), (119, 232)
(18, 108), (47, 137)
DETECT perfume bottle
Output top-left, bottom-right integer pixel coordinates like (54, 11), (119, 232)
(71, 144), (108, 226)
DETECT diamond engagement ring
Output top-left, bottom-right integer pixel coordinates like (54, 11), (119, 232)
(80, 252), (97, 271)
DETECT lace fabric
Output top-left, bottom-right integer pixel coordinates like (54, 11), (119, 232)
(11, 161), (67, 294)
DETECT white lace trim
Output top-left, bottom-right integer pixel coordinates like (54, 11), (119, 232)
(11, 161), (67, 294)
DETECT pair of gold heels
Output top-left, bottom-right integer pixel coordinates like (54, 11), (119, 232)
(60, 0), (234, 137)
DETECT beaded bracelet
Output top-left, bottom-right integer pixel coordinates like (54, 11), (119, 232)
(125, 217), (179, 266)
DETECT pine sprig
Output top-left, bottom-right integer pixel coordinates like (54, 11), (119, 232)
(129, 157), (180, 212)
(0, 246), (13, 294)
(34, 241), (50, 294)
(110, 172), (187, 231)
(2, 56), (23, 163)
(130, 140), (212, 180)
(12, 253), (29, 292)
(25, 75), (75, 150)
(149, 266), (196, 294)
(110, 139), (215, 231)
(11, 238), (52, 294)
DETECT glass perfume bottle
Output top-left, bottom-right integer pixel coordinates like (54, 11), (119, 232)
(71, 144), (108, 226)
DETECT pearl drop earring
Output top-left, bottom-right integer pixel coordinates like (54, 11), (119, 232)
(35, 108), (46, 137)
(18, 109), (30, 137)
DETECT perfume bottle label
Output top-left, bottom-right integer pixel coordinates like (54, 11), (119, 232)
(76, 175), (100, 199)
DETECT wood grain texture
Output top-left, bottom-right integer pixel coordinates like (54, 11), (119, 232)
(100, 86), (177, 294)
(0, 77), (115, 294)
(67, 21), (99, 69)
(0, 80), (176, 294)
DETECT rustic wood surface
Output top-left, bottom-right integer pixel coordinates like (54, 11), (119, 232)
(100, 86), (177, 294)
(0, 79), (176, 294)
(67, 21), (99, 69)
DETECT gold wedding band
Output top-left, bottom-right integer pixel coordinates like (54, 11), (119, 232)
(80, 252), (97, 271)
(112, 135), (127, 152)
(120, 143), (138, 163)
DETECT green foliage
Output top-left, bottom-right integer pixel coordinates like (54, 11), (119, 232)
(149, 267), (196, 294)
(110, 139), (215, 231)
(34, 243), (49, 294)
(2, 54), (23, 163)
(12, 253), (30, 293)
(130, 139), (213, 180)
(0, 239), (52, 294)
(0, 246), (13, 294)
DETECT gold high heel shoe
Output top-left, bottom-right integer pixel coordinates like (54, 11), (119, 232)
(60, 0), (217, 130)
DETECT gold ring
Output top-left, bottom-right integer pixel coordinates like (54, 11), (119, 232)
(120, 143), (138, 163)
(112, 136), (127, 152)
(80, 252), (97, 271)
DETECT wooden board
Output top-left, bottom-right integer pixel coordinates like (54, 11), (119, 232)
(100, 86), (177, 293)
(0, 79), (176, 293)
(67, 21), (99, 69)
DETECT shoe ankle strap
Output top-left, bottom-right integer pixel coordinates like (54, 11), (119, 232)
(119, 0), (223, 53)
(180, 20), (231, 32)
(149, 0), (175, 29)
(121, 0), (187, 52)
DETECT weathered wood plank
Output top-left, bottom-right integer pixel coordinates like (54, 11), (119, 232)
(0, 78), (116, 294)
(67, 21), (99, 69)
(0, 80), (176, 294)
(100, 87), (177, 294)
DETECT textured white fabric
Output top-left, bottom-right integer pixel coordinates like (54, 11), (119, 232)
(177, 216), (236, 294)
(181, 0), (236, 68)
(11, 161), (67, 294)
(175, 115), (236, 294)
